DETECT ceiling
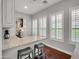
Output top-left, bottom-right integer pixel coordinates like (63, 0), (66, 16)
(15, 0), (62, 15)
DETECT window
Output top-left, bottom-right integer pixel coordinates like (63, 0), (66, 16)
(32, 19), (37, 36)
(71, 7), (79, 42)
(50, 12), (64, 41)
(50, 15), (56, 39)
(39, 16), (47, 39)
(56, 13), (63, 40)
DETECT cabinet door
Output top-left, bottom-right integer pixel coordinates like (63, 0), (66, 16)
(3, 0), (7, 26)
(3, 0), (15, 27)
(44, 46), (71, 59)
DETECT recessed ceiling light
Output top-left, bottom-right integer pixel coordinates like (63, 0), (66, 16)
(43, 0), (48, 4)
(24, 6), (28, 9)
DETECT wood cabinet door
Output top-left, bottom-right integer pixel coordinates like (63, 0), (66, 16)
(44, 46), (71, 59)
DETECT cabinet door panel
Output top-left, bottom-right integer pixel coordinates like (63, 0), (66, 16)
(44, 46), (71, 59)
(3, 0), (15, 27)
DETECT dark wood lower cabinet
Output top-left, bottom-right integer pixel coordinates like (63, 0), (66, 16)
(43, 46), (71, 59)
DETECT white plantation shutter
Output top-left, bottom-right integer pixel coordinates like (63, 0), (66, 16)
(56, 13), (63, 41)
(71, 8), (79, 42)
(39, 17), (43, 37)
(50, 15), (56, 39)
(42, 16), (47, 37)
(39, 16), (47, 38)
(33, 19), (37, 36)
(50, 12), (64, 42)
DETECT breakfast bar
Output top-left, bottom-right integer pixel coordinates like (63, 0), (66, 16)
(2, 36), (44, 50)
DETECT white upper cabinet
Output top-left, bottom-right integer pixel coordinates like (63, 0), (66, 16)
(3, 0), (15, 27)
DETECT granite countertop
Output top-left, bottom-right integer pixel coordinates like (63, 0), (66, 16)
(2, 36), (44, 50)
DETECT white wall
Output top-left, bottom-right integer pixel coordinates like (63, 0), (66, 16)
(0, 0), (2, 59)
(16, 12), (32, 36)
